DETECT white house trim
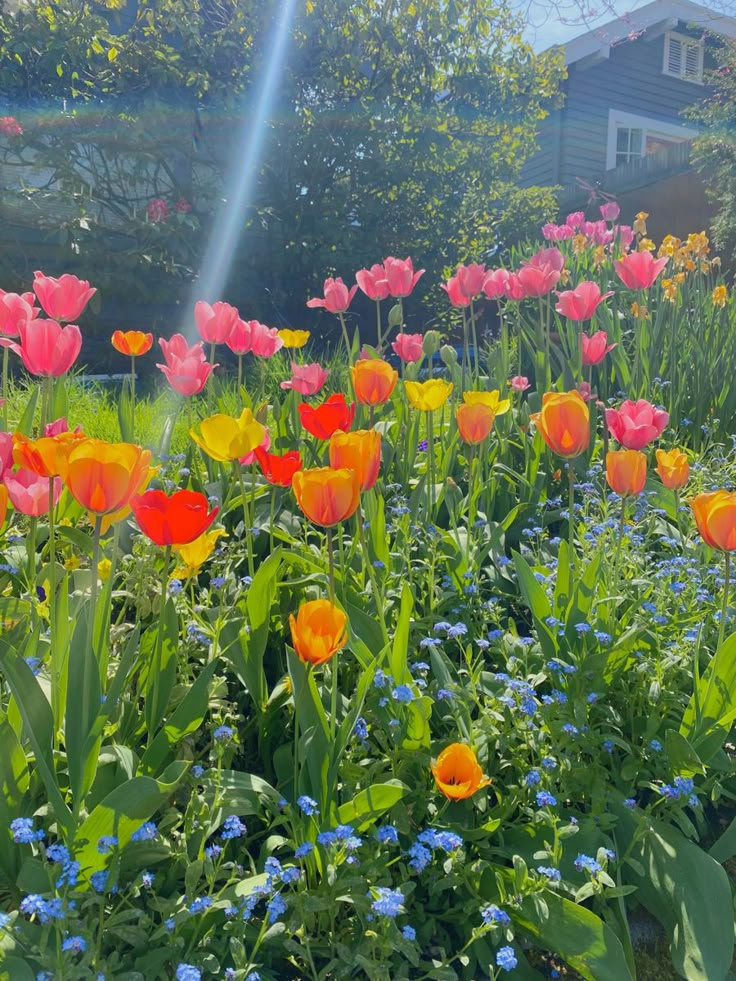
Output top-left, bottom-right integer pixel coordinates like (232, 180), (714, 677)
(605, 108), (699, 170)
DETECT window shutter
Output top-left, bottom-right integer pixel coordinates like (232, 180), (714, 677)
(667, 35), (683, 75)
(684, 41), (702, 80)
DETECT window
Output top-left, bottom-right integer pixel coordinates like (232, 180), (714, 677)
(606, 110), (698, 170)
(663, 31), (704, 83)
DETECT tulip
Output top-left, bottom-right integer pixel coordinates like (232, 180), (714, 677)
(692, 490), (736, 647)
(226, 319), (253, 356)
(556, 282), (614, 321)
(190, 408), (266, 463)
(527, 247), (565, 272)
(157, 334), (214, 396)
(32, 271), (96, 322)
(111, 330), (153, 357)
(391, 333), (424, 363)
(482, 268), (508, 300)
(306, 277), (358, 314)
(531, 391), (589, 458)
(605, 399), (669, 450)
(254, 448), (303, 487)
(655, 448), (689, 490)
(173, 529), (227, 579)
(299, 393), (355, 440)
(131, 488), (219, 547)
(614, 252), (668, 290)
(581, 330), (616, 366)
(9, 319), (82, 377)
(329, 429), (381, 491)
(517, 263), (560, 297)
(277, 329), (310, 349)
(4, 467), (61, 517)
(62, 439), (152, 520)
(351, 359), (398, 406)
(249, 321), (284, 358)
(44, 417), (79, 437)
(404, 378), (453, 412)
(0, 292), (34, 338)
(504, 273), (525, 301)
(239, 428), (270, 467)
(382, 256), (424, 298)
(13, 431), (85, 478)
(606, 449), (647, 497)
(441, 275), (470, 308)
(566, 211), (585, 229)
(600, 201), (621, 221)
(0, 432), (13, 476)
(510, 375), (530, 392)
(356, 263), (390, 301)
(456, 402), (496, 444)
(290, 598), (348, 666)
(194, 301), (240, 346)
(280, 362), (329, 395)
(292, 466), (361, 527)
(456, 263), (487, 300)
(431, 743), (490, 801)
(463, 390), (511, 415)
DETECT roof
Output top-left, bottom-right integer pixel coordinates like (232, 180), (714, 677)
(561, 0), (736, 66)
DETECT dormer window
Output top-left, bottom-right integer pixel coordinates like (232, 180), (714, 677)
(663, 31), (704, 83)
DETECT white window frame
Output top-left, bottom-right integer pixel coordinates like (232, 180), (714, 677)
(605, 109), (698, 171)
(662, 30), (705, 84)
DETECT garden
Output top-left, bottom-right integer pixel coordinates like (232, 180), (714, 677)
(0, 203), (734, 980)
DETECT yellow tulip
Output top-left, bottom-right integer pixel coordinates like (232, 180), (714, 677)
(462, 390), (510, 415)
(173, 529), (227, 579)
(190, 409), (266, 463)
(277, 329), (310, 349)
(404, 378), (453, 411)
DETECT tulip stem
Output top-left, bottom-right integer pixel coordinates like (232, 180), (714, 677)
(567, 463), (575, 576)
(375, 299), (382, 351)
(326, 526), (336, 604)
(467, 445), (477, 567)
(237, 355), (243, 395)
(337, 313), (351, 362)
(1, 347), (8, 429)
(26, 516), (37, 593)
(269, 486), (276, 555)
(469, 298), (479, 382)
(427, 410), (436, 517)
(149, 544), (171, 749)
(238, 464), (255, 580)
(81, 516), (102, 760)
(719, 552), (731, 650)
(356, 510), (388, 643)
(130, 355), (136, 439)
(460, 308), (468, 392)
(48, 477), (58, 733)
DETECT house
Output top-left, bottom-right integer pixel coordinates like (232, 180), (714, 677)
(523, 0), (736, 236)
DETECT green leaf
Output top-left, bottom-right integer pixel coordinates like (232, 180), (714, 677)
(144, 598), (179, 735)
(611, 795), (733, 980)
(16, 387), (38, 437)
(287, 649), (329, 804)
(680, 631), (736, 758)
(512, 551), (552, 621)
(709, 814), (736, 864)
(664, 728), (705, 777)
(390, 583), (413, 684)
(118, 374), (134, 442)
(65, 608), (101, 804)
(336, 780), (407, 831)
(0, 957), (35, 980)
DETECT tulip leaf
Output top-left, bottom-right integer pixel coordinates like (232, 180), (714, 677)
(143, 598), (179, 736)
(118, 374), (134, 442)
(680, 630), (736, 758)
(16, 386), (39, 437)
(66, 606), (102, 804)
(337, 779), (408, 830)
(390, 583), (413, 684)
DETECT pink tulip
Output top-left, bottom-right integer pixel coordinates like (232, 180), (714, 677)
(0, 432), (13, 475)
(157, 334), (214, 396)
(226, 318), (253, 355)
(44, 417), (80, 436)
(482, 269), (508, 300)
(239, 428), (270, 467)
(0, 292), (34, 338)
(605, 399), (669, 450)
(578, 381), (594, 402)
(441, 275), (470, 308)
(527, 247), (565, 272)
(555, 281), (614, 321)
(356, 264), (390, 301)
(542, 223), (574, 241)
(616, 225), (635, 250)
(382, 257), (424, 298)
(456, 263), (487, 300)
(600, 201), (621, 221)
(517, 263), (560, 298)
(307, 277), (358, 314)
(581, 330), (616, 366)
(8, 319), (82, 377)
(504, 273), (526, 301)
(614, 252), (669, 291)
(392, 333), (424, 363)
(280, 362), (330, 395)
(32, 271), (95, 322)
(194, 301), (240, 345)
(249, 321), (284, 357)
(4, 468), (61, 516)
(591, 221), (614, 246)
(566, 211), (585, 229)
(511, 375), (530, 392)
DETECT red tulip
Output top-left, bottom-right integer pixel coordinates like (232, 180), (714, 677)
(581, 330), (616, 366)
(8, 319), (82, 377)
(456, 263), (487, 300)
(299, 393), (355, 440)
(382, 256), (424, 298)
(441, 275), (470, 308)
(614, 252), (669, 290)
(556, 282), (614, 321)
(157, 334), (214, 396)
(356, 264), (390, 301)
(482, 269), (508, 300)
(605, 399), (669, 450)
(307, 277), (357, 314)
(194, 301), (240, 345)
(254, 447), (303, 486)
(130, 489), (218, 546)
(32, 271), (95, 322)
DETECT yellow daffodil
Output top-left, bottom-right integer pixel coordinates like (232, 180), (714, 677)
(713, 285), (728, 308)
(404, 378), (453, 411)
(277, 329), (310, 349)
(462, 390), (510, 416)
(98, 558), (112, 582)
(190, 409), (266, 463)
(173, 529), (227, 579)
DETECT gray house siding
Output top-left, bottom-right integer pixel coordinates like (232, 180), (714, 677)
(522, 23), (718, 188)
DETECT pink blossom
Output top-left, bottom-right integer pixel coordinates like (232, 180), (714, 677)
(157, 334), (214, 396)
(175, 197), (192, 213)
(482, 269), (508, 300)
(44, 417), (80, 436)
(8, 319), (82, 377)
(0, 116), (22, 138)
(226, 319), (253, 355)
(511, 375), (530, 392)
(542, 223), (574, 241)
(566, 211), (585, 229)
(248, 321), (284, 357)
(0, 432), (12, 476)
(4, 468), (61, 516)
(527, 247), (565, 272)
(456, 263), (487, 300)
(600, 201), (621, 221)
(382, 257), (424, 298)
(517, 263), (560, 298)
(356, 264), (390, 301)
(280, 362), (330, 395)
(578, 382), (594, 402)
(239, 428), (270, 467)
(194, 301), (240, 345)
(306, 277), (358, 314)
(146, 198), (169, 223)
(581, 330), (616, 366)
(33, 272), (95, 322)
(555, 281), (614, 321)
(504, 273), (526, 301)
(0, 292), (34, 338)
(605, 399), (669, 450)
(391, 333), (424, 363)
(614, 252), (669, 290)
(441, 275), (470, 307)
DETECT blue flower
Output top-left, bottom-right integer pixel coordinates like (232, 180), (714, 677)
(574, 854), (602, 875)
(96, 835), (118, 854)
(648, 738), (662, 752)
(297, 796), (319, 816)
(267, 893), (286, 924)
(188, 896), (213, 914)
(402, 925), (416, 941)
(176, 967), (201, 981)
(370, 887), (404, 918)
(205, 845), (222, 860)
(295, 842), (315, 859)
(91, 871), (109, 894)
(481, 904), (510, 926)
(141, 871), (155, 888)
(496, 946), (518, 972)
(437, 688), (454, 700)
(354, 717), (368, 741)
(392, 684), (414, 703)
(46, 843), (70, 864)
(62, 936), (87, 954)
(408, 843), (432, 873)
(524, 769), (541, 787)
(192, 765), (204, 778)
(11, 818), (45, 844)
(213, 725), (234, 742)
(376, 826), (399, 845)
(537, 866), (561, 881)
(131, 822), (157, 842)
(220, 815), (246, 840)
(536, 791), (557, 807)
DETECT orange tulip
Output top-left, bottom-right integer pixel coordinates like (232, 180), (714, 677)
(531, 390), (589, 458)
(289, 598), (348, 665)
(292, 466), (361, 527)
(431, 743), (490, 801)
(456, 402), (496, 445)
(328, 429), (381, 491)
(605, 450), (647, 497)
(655, 448), (689, 490)
(691, 491), (736, 551)
(61, 438), (153, 519)
(111, 330), (154, 357)
(13, 431), (85, 478)
(351, 359), (398, 406)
